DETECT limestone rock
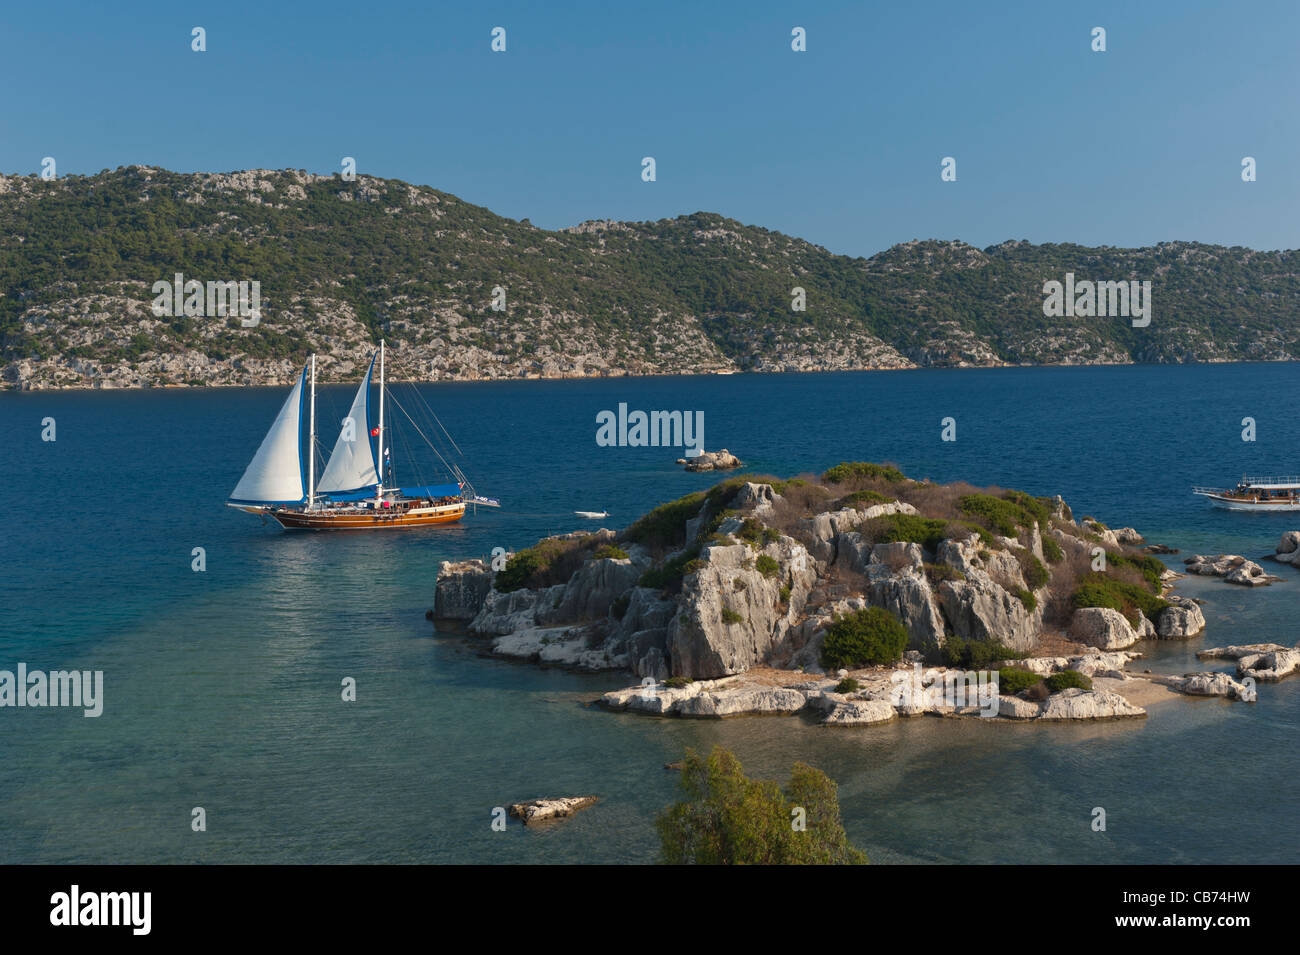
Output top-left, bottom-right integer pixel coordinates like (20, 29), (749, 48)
(1155, 671), (1254, 700)
(1070, 607), (1140, 650)
(432, 559), (493, 625)
(679, 449), (742, 472)
(1039, 687), (1146, 720)
(818, 697), (897, 726)
(508, 796), (598, 825)
(1155, 599), (1205, 638)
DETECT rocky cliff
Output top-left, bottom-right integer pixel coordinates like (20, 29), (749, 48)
(433, 465), (1202, 682)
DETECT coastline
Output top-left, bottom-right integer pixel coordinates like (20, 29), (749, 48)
(4, 355), (1291, 394)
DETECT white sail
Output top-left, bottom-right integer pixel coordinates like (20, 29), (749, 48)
(229, 364), (307, 503)
(317, 354), (379, 494)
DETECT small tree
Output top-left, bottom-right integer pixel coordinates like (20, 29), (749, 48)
(657, 746), (867, 865)
(820, 606), (909, 669)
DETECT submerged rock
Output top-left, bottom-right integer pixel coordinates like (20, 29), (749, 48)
(1154, 671), (1254, 701)
(1183, 554), (1282, 586)
(1196, 643), (1300, 682)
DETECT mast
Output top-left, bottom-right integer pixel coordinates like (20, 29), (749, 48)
(376, 340), (385, 503)
(308, 354), (316, 509)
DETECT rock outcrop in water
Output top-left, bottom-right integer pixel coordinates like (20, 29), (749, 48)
(433, 466), (1191, 692)
(1183, 554), (1283, 586)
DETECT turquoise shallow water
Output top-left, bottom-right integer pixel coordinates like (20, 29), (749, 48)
(1, 363), (1298, 863)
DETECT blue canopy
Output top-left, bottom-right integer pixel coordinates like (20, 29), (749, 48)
(401, 483), (462, 498)
(321, 486), (379, 502)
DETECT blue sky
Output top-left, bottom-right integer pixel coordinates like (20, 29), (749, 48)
(1, 0), (1296, 257)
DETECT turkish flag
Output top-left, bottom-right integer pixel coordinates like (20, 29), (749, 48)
(371, 427), (380, 436)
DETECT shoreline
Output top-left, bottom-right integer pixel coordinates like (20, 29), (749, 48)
(5, 356), (1297, 394)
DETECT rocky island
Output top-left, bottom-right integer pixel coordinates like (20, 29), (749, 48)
(433, 463), (1298, 726)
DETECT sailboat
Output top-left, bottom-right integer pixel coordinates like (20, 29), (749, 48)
(227, 341), (499, 530)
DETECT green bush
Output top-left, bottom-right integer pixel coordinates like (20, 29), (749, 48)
(592, 544), (629, 561)
(1071, 574), (1169, 626)
(779, 584), (792, 603)
(1045, 670), (1093, 693)
(624, 492), (708, 548)
(657, 746), (867, 865)
(1041, 536), (1064, 564)
(942, 635), (1028, 668)
(820, 607), (909, 669)
(664, 676), (693, 689)
(836, 489), (893, 509)
(639, 543), (703, 591)
(495, 536), (592, 592)
(835, 677), (860, 693)
(996, 668), (1042, 695)
(1015, 548), (1049, 590)
(721, 607), (743, 624)
(923, 562), (965, 585)
(1104, 551), (1167, 590)
(755, 554), (780, 579)
(822, 461), (906, 484)
(957, 493), (1044, 538)
(1015, 588), (1037, 611)
(737, 517), (765, 546)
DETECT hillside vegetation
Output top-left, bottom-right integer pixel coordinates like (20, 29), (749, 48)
(3, 166), (1299, 388)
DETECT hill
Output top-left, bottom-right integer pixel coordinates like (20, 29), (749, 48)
(2, 166), (1298, 388)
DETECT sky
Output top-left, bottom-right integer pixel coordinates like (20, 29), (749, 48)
(1, 0), (1297, 258)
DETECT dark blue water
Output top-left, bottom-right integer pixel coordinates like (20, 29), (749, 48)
(2, 364), (1297, 863)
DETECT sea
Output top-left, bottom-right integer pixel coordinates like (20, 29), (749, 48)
(1, 362), (1297, 864)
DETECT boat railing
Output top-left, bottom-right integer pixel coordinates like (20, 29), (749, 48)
(1191, 486), (1229, 495)
(1241, 475), (1300, 486)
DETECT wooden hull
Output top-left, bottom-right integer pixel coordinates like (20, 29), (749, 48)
(271, 502), (466, 530)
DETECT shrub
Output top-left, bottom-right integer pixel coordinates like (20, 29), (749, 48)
(495, 535), (593, 592)
(836, 489), (893, 509)
(820, 607), (909, 669)
(1071, 574), (1169, 626)
(1015, 548), (1050, 590)
(1015, 588), (1037, 611)
(611, 594), (630, 619)
(779, 584), (792, 603)
(923, 562), (965, 585)
(835, 677), (860, 693)
(639, 544), (703, 591)
(755, 554), (780, 579)
(1042, 536), (1064, 564)
(822, 461), (906, 484)
(957, 493), (1043, 538)
(721, 607), (743, 624)
(664, 676), (693, 689)
(592, 544), (629, 561)
(996, 668), (1042, 695)
(1045, 670), (1093, 693)
(624, 492), (708, 548)
(737, 517), (765, 546)
(1104, 551), (1167, 590)
(733, 576), (747, 591)
(657, 746), (867, 865)
(942, 635), (1027, 668)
